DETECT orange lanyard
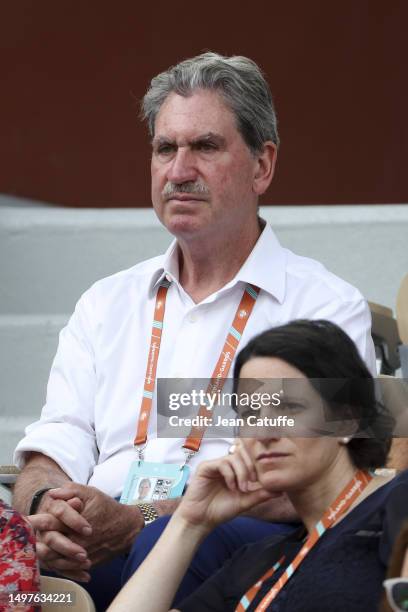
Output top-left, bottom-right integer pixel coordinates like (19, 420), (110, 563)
(134, 280), (260, 459)
(236, 470), (373, 611)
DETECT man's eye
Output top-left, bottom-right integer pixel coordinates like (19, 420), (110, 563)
(196, 142), (217, 151)
(156, 144), (175, 155)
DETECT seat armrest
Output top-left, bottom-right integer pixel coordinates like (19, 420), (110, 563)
(399, 344), (408, 378)
(0, 465), (21, 485)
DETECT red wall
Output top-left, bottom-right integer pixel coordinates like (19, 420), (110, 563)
(1, 0), (407, 207)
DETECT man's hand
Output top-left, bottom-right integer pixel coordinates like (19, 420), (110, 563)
(28, 495), (93, 582)
(28, 511), (92, 582)
(13, 452), (95, 581)
(47, 483), (145, 565)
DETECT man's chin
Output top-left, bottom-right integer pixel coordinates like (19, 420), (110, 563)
(164, 214), (208, 238)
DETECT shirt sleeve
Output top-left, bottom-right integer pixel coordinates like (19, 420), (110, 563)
(13, 289), (99, 484)
(310, 297), (377, 376)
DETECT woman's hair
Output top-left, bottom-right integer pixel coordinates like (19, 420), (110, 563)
(233, 319), (393, 469)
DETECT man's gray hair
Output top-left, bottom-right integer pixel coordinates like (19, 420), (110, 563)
(141, 52), (279, 153)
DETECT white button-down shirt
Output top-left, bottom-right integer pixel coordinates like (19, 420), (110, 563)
(14, 224), (376, 497)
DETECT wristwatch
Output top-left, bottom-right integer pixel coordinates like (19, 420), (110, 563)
(135, 502), (159, 526)
(28, 487), (53, 515)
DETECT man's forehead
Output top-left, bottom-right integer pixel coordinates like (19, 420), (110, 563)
(153, 90), (238, 138)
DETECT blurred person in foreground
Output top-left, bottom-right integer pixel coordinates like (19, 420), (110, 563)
(0, 499), (40, 612)
(381, 521), (408, 612)
(12, 52), (376, 608)
(109, 321), (407, 612)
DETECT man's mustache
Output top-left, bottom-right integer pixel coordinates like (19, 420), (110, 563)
(162, 181), (210, 200)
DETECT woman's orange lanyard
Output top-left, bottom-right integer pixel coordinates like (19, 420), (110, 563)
(236, 469), (373, 611)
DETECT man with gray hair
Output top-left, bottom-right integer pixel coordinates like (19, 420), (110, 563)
(13, 52), (375, 608)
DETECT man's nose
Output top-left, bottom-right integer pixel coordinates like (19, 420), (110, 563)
(166, 147), (198, 184)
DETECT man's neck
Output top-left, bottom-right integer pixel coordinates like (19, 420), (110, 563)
(176, 217), (263, 303)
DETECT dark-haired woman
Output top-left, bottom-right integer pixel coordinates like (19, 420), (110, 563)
(109, 320), (407, 612)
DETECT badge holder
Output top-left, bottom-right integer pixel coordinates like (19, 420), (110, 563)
(120, 445), (192, 505)
(121, 282), (259, 506)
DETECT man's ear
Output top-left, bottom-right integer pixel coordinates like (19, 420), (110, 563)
(252, 142), (278, 196)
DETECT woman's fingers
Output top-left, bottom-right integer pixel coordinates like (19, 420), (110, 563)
(234, 441), (258, 482)
(218, 454), (258, 493)
(218, 460), (238, 491)
(196, 454), (263, 498)
(228, 453), (252, 492)
(227, 439), (258, 489)
(211, 459), (275, 511)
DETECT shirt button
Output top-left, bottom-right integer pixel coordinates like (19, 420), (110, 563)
(188, 312), (198, 323)
(165, 273), (172, 282)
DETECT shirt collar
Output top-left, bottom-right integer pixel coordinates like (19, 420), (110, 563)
(149, 240), (180, 296)
(148, 221), (287, 304)
(233, 222), (286, 303)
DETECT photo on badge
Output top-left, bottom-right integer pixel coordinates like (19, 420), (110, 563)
(120, 461), (190, 504)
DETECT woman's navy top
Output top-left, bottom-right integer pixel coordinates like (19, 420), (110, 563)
(179, 470), (408, 611)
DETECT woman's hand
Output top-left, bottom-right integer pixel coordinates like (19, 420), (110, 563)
(177, 442), (278, 531)
(108, 444), (280, 612)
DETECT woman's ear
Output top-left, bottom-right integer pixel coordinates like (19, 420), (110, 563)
(335, 404), (359, 440)
(252, 142), (277, 196)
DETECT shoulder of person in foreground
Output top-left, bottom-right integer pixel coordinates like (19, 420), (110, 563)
(380, 469), (408, 560)
(0, 499), (40, 595)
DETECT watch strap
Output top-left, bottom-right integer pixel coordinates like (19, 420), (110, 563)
(135, 502), (159, 526)
(28, 487), (53, 515)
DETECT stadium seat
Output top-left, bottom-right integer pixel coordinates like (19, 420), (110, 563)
(369, 301), (401, 375)
(397, 273), (408, 377)
(40, 576), (96, 612)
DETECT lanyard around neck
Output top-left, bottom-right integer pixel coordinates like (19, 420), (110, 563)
(236, 469), (373, 611)
(134, 279), (260, 455)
